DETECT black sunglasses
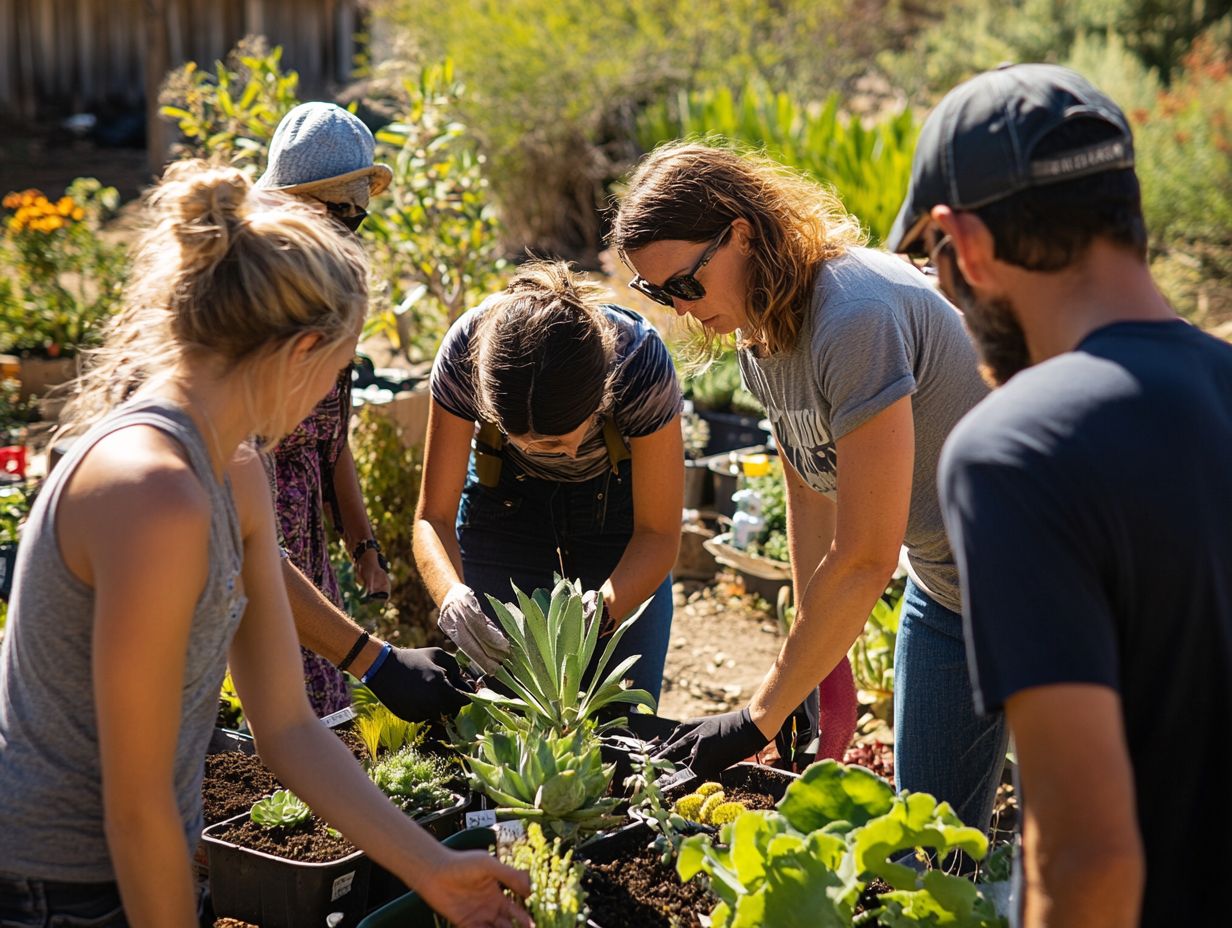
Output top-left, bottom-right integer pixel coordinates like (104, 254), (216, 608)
(322, 200), (367, 233)
(627, 225), (732, 307)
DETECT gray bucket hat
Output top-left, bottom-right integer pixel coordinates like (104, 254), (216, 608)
(257, 102), (392, 201)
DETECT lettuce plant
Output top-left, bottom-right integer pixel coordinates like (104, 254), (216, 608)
(677, 761), (1005, 928)
(250, 790), (311, 829)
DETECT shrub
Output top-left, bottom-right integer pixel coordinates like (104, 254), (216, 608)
(0, 179), (125, 358)
(371, 0), (911, 258)
(638, 82), (919, 245)
(361, 59), (507, 363)
(1133, 29), (1232, 325)
(881, 0), (1232, 101)
(346, 405), (443, 648)
(159, 35), (300, 177)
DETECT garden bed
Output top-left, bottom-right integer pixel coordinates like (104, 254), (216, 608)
(580, 824), (714, 928)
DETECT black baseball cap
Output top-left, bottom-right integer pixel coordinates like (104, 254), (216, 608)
(888, 63), (1135, 255)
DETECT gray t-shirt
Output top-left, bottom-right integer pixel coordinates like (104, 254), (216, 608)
(0, 401), (246, 880)
(738, 247), (988, 612)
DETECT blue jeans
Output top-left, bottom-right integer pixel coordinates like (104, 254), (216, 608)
(0, 872), (127, 927)
(457, 457), (673, 703)
(894, 580), (1009, 833)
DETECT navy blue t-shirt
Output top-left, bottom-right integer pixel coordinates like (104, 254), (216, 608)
(939, 320), (1232, 926)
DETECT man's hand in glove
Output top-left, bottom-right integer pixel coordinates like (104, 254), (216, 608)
(582, 589), (616, 635)
(653, 707), (771, 780)
(774, 687), (820, 772)
(365, 646), (472, 722)
(437, 584), (511, 675)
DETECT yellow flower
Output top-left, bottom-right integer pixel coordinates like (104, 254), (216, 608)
(71, 207), (85, 221)
(43, 216), (63, 232)
(57, 196), (74, 216)
(20, 191), (38, 208)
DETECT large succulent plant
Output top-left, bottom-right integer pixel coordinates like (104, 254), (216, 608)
(463, 577), (656, 736)
(461, 719), (622, 841)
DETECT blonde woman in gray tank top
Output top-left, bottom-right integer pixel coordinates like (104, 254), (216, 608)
(0, 162), (530, 928)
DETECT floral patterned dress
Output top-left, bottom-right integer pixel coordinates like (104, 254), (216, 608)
(267, 370), (352, 717)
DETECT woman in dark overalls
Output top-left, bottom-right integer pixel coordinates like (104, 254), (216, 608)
(413, 260), (683, 700)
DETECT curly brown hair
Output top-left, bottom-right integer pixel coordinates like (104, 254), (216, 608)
(610, 141), (866, 356)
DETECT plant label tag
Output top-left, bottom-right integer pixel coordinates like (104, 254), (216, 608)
(655, 767), (697, 791)
(321, 707), (357, 728)
(330, 870), (356, 901)
(494, 820), (525, 848)
(466, 809), (497, 828)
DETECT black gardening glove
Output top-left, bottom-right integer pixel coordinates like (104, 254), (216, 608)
(653, 708), (770, 780)
(365, 646), (472, 723)
(774, 688), (820, 772)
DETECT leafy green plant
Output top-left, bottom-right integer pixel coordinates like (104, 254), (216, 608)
(362, 59), (506, 364)
(460, 577), (656, 737)
(499, 822), (590, 928)
(682, 351), (764, 415)
(850, 588), (902, 717)
(458, 718), (622, 841)
(250, 789), (311, 829)
(347, 407), (442, 648)
(354, 703), (426, 763)
(639, 81), (919, 245)
(158, 35), (301, 175)
(216, 670), (244, 730)
(0, 179), (125, 357)
(369, 745), (456, 816)
(374, 0), (910, 257)
(624, 748), (690, 864)
(677, 761), (1005, 928)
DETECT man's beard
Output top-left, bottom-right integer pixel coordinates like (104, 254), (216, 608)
(947, 263), (1032, 387)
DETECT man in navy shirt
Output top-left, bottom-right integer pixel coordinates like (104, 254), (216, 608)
(890, 65), (1232, 927)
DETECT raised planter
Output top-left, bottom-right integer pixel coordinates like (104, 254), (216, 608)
(703, 530), (792, 603)
(202, 812), (370, 928)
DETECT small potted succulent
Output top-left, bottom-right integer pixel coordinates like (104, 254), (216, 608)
(202, 789), (370, 928)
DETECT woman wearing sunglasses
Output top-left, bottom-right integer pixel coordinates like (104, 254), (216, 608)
(611, 143), (1007, 835)
(414, 260), (683, 700)
(254, 102), (393, 717)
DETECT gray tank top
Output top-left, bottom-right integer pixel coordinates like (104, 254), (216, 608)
(0, 401), (246, 881)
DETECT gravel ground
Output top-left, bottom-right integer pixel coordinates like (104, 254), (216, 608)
(657, 573), (785, 722)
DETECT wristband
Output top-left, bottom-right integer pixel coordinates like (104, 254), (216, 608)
(360, 642), (393, 684)
(336, 630), (370, 673)
(351, 537), (382, 563)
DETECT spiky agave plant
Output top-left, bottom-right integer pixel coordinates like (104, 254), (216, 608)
(461, 718), (623, 841)
(462, 577), (656, 736)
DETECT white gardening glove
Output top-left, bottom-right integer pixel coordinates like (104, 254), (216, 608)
(438, 584), (512, 675)
(582, 589), (616, 635)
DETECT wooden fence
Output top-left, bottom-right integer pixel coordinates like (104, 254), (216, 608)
(0, 0), (364, 118)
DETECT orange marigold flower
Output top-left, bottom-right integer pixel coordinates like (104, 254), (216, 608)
(2, 192), (20, 209)
(71, 207), (85, 221)
(20, 191), (38, 208)
(44, 216), (63, 231)
(57, 196), (74, 216)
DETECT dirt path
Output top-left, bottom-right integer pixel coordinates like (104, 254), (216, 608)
(657, 574), (784, 722)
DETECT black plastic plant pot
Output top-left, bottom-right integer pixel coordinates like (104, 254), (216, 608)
(665, 760), (799, 806)
(696, 408), (770, 456)
(202, 812), (371, 928)
(358, 828), (494, 928)
(364, 791), (472, 912)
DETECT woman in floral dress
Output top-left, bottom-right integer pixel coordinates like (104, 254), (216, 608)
(259, 102), (394, 715)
